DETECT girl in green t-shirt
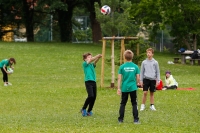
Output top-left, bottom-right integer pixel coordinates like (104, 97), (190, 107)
(0, 58), (16, 86)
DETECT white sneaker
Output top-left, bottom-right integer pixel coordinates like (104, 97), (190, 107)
(162, 88), (167, 90)
(7, 82), (12, 86)
(150, 105), (156, 111)
(140, 104), (145, 111)
(4, 83), (8, 86)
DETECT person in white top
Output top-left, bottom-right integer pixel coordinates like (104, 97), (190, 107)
(162, 71), (178, 90)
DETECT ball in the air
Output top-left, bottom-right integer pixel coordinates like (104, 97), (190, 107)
(101, 5), (111, 15)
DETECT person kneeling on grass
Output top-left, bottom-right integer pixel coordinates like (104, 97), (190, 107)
(162, 71), (178, 90)
(0, 58), (16, 86)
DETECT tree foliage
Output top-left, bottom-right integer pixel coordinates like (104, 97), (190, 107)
(130, 0), (200, 50)
(95, 0), (138, 37)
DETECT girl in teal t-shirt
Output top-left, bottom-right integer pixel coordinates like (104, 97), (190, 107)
(0, 58), (16, 86)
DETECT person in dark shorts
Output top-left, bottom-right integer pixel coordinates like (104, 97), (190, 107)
(140, 48), (160, 111)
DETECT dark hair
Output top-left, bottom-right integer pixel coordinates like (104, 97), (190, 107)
(165, 70), (171, 74)
(83, 53), (91, 60)
(9, 58), (16, 65)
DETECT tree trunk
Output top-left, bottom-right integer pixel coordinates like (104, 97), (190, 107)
(192, 34), (197, 50)
(57, 8), (73, 42)
(89, 1), (102, 43)
(183, 38), (191, 50)
(22, 0), (34, 42)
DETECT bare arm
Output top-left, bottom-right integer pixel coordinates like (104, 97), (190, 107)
(140, 62), (144, 87)
(94, 55), (102, 65)
(136, 74), (140, 85)
(87, 54), (102, 64)
(3, 65), (9, 74)
(117, 74), (122, 95)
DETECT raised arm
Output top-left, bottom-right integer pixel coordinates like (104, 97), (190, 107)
(94, 54), (102, 65)
(87, 54), (102, 64)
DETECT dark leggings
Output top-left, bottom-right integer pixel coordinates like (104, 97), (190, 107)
(164, 85), (177, 89)
(82, 81), (97, 112)
(1, 68), (8, 82)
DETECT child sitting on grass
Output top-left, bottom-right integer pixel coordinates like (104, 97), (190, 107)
(162, 71), (178, 90)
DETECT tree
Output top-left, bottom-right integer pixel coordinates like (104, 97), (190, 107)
(83, 0), (102, 43)
(130, 0), (200, 50)
(161, 0), (200, 50)
(95, 0), (138, 37)
(1, 0), (38, 42)
(21, 0), (37, 42)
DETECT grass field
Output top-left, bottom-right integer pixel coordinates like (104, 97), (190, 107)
(0, 42), (199, 133)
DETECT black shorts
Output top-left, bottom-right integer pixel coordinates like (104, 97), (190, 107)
(143, 79), (156, 92)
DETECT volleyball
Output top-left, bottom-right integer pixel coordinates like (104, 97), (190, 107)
(8, 68), (14, 74)
(101, 5), (111, 15)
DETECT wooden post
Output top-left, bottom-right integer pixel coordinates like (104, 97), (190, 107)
(137, 43), (139, 56)
(137, 43), (139, 64)
(101, 39), (106, 88)
(122, 39), (125, 63)
(120, 39), (125, 64)
(111, 38), (115, 88)
(100, 37), (139, 88)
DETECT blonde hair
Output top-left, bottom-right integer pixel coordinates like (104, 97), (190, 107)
(124, 50), (134, 61)
(146, 48), (154, 54)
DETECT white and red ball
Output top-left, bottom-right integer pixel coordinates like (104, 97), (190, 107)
(101, 5), (111, 15)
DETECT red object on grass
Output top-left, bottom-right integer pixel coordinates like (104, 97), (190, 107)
(177, 88), (196, 90)
(156, 80), (163, 90)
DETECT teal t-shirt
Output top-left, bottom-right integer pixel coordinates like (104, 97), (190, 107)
(82, 61), (96, 82)
(0, 59), (9, 68)
(118, 62), (140, 92)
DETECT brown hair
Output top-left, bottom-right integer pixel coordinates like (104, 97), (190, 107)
(9, 58), (16, 65)
(124, 50), (134, 61)
(83, 53), (92, 60)
(146, 48), (154, 54)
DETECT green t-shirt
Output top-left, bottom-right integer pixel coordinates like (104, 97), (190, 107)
(0, 59), (9, 68)
(118, 62), (140, 92)
(82, 61), (96, 82)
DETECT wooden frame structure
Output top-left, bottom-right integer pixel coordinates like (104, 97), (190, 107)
(101, 37), (139, 88)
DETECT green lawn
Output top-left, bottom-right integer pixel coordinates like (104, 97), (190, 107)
(0, 42), (199, 133)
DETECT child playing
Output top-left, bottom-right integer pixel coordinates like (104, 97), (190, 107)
(117, 50), (140, 124)
(140, 48), (160, 111)
(0, 58), (16, 86)
(81, 53), (102, 116)
(162, 71), (178, 90)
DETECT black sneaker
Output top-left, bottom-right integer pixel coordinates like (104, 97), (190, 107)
(118, 119), (123, 123)
(134, 119), (140, 124)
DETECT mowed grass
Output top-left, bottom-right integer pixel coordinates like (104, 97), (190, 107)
(0, 42), (199, 133)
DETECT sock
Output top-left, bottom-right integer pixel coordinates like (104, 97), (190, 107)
(150, 104), (154, 106)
